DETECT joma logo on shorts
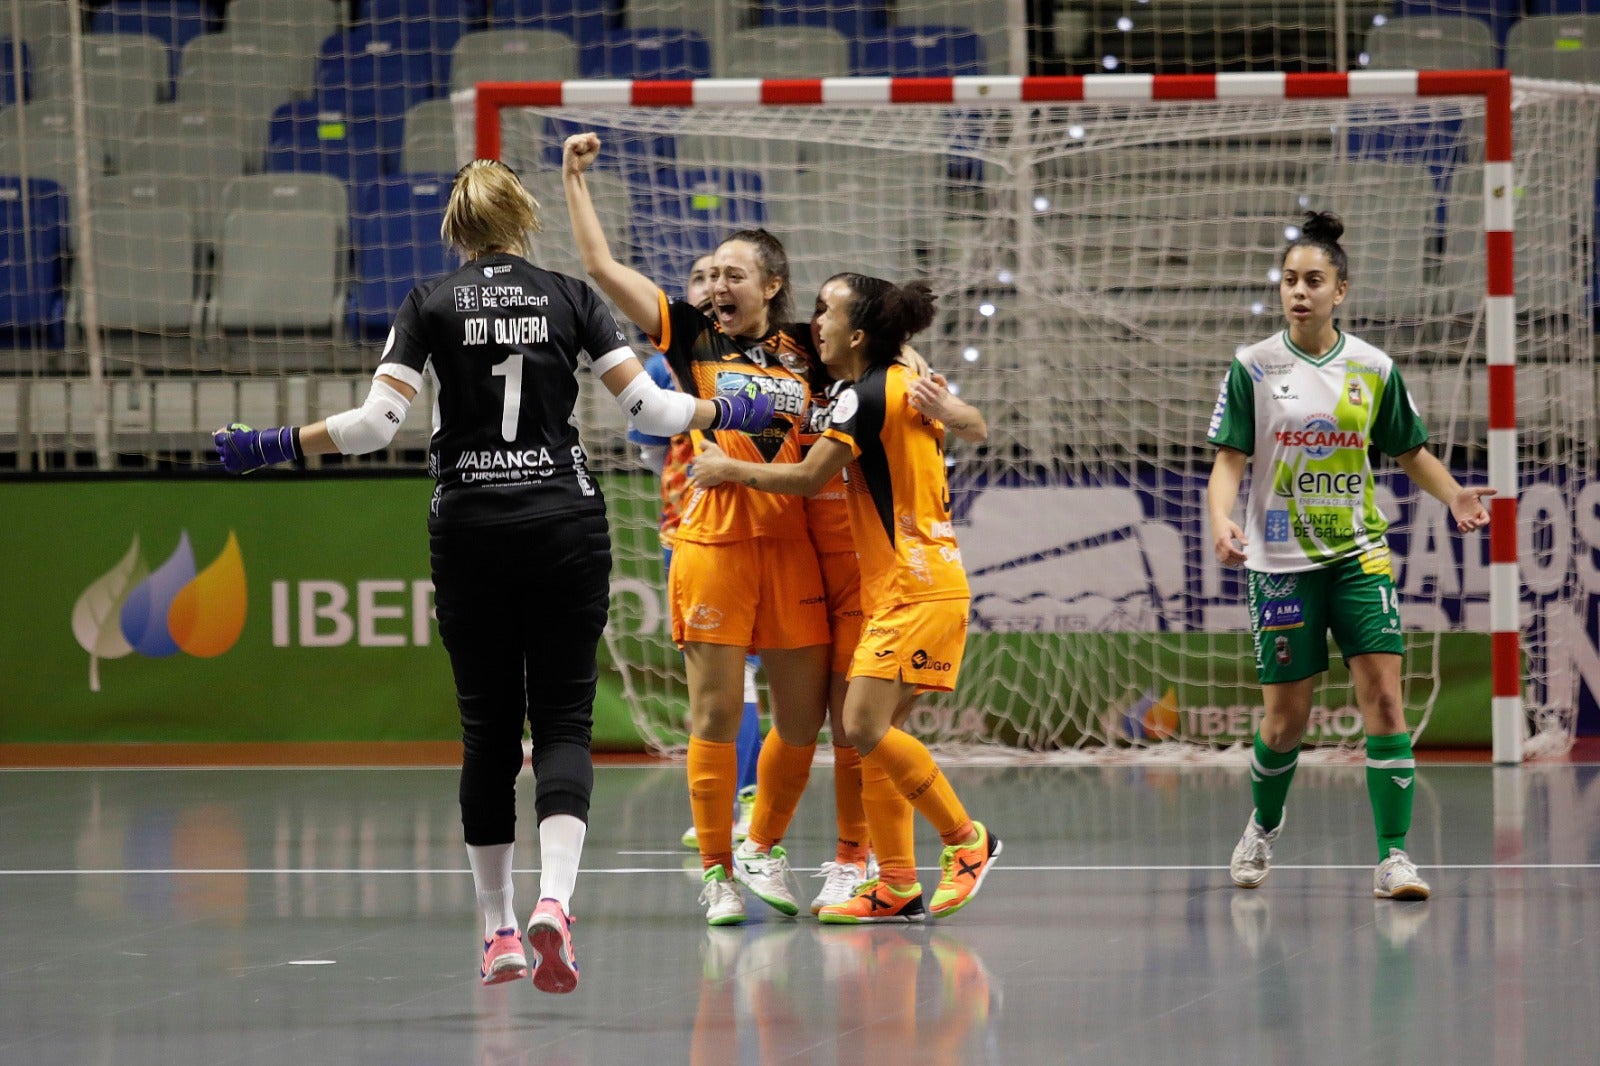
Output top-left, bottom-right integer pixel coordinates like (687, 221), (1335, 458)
(687, 605), (723, 630)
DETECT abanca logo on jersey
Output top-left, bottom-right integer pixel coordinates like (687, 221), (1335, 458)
(1273, 415), (1364, 460)
(72, 532), (248, 691)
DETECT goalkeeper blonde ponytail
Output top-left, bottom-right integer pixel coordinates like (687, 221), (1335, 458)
(443, 160), (542, 260)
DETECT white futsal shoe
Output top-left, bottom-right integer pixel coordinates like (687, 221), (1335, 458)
(1373, 848), (1432, 901)
(1229, 811), (1283, 889)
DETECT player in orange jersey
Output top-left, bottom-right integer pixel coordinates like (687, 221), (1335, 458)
(630, 254), (769, 852)
(565, 133), (831, 924)
(692, 273), (1000, 922)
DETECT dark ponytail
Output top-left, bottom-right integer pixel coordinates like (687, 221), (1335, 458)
(1284, 210), (1349, 282)
(831, 273), (938, 367)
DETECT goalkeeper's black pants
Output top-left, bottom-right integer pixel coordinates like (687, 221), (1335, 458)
(431, 511), (612, 847)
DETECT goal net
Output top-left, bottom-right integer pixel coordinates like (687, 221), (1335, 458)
(463, 72), (1597, 762)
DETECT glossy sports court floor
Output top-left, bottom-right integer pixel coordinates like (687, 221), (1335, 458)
(2, 759), (1597, 1065)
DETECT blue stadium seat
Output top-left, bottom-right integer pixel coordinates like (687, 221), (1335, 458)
(315, 28), (438, 156)
(630, 166), (765, 285)
(1395, 1), (1521, 50)
(90, 0), (216, 81)
(1347, 113), (1466, 185)
(852, 26), (985, 76)
(266, 101), (389, 191)
(760, 0), (888, 42)
(579, 28), (710, 80)
(0, 39), (28, 107)
(1530, 2), (1600, 13)
(0, 177), (68, 348)
(348, 172), (454, 338)
(492, 0), (616, 41)
(1347, 114), (1462, 237)
(362, 0), (489, 91)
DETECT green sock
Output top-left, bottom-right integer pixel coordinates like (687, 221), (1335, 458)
(1365, 732), (1415, 861)
(1250, 731), (1299, 833)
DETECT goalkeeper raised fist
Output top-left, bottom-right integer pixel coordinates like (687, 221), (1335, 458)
(213, 423), (301, 474)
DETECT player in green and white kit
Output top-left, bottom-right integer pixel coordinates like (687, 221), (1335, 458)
(1206, 211), (1495, 901)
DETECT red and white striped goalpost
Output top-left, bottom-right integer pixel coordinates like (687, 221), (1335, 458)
(473, 71), (1524, 763)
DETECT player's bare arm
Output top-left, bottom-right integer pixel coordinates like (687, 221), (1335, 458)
(692, 438), (851, 496)
(562, 132), (666, 337)
(908, 372), (987, 444)
(1207, 446), (1249, 567)
(1395, 445), (1495, 534)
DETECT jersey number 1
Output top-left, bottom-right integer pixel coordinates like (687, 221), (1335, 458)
(491, 354), (522, 441)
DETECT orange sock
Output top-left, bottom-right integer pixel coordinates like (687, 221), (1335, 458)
(865, 727), (971, 842)
(831, 744), (871, 866)
(746, 732), (816, 850)
(687, 737), (736, 872)
(862, 759), (917, 887)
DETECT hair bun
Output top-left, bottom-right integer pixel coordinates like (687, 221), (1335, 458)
(899, 281), (938, 337)
(1300, 210), (1345, 245)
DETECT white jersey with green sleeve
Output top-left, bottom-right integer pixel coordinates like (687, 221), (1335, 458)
(1207, 329), (1428, 573)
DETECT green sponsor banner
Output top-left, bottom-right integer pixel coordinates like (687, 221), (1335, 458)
(0, 475), (1493, 750)
(0, 476), (657, 748)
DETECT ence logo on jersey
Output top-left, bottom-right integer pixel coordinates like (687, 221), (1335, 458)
(73, 532), (248, 692)
(1273, 468), (1365, 501)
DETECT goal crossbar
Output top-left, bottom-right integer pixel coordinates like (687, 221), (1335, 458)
(472, 70), (1523, 762)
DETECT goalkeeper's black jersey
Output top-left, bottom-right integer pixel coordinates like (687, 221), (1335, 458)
(377, 253), (632, 531)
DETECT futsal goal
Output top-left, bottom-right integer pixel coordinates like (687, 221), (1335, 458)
(463, 71), (1598, 763)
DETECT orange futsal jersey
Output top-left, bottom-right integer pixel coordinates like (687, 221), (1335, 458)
(822, 362), (969, 611)
(801, 375), (854, 555)
(656, 433), (695, 549)
(655, 293), (813, 544)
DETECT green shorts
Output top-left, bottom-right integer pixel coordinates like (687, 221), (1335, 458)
(1246, 547), (1404, 685)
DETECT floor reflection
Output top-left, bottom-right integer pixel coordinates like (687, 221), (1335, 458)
(689, 922), (999, 1065)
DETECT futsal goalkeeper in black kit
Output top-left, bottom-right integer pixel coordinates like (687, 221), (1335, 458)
(213, 159), (775, 992)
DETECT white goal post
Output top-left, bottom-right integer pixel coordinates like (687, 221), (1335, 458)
(464, 71), (1597, 763)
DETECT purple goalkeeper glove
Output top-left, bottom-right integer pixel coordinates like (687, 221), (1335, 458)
(708, 381), (777, 433)
(213, 423), (301, 474)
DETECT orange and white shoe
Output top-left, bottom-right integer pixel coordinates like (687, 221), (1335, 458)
(929, 822), (1002, 918)
(480, 927), (528, 986)
(817, 879), (928, 924)
(810, 859), (870, 915)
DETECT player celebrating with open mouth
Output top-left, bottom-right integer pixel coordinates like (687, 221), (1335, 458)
(692, 273), (1000, 922)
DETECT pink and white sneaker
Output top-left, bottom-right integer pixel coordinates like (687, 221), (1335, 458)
(480, 927), (528, 986)
(526, 898), (579, 994)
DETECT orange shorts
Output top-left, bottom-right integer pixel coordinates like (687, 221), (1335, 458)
(670, 537), (829, 651)
(818, 549), (863, 675)
(849, 598), (969, 692)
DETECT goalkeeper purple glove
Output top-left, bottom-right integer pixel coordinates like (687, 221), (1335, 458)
(214, 423), (301, 474)
(708, 382), (776, 433)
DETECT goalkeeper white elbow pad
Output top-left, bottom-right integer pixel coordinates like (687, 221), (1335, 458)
(325, 379), (411, 455)
(615, 371), (697, 437)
